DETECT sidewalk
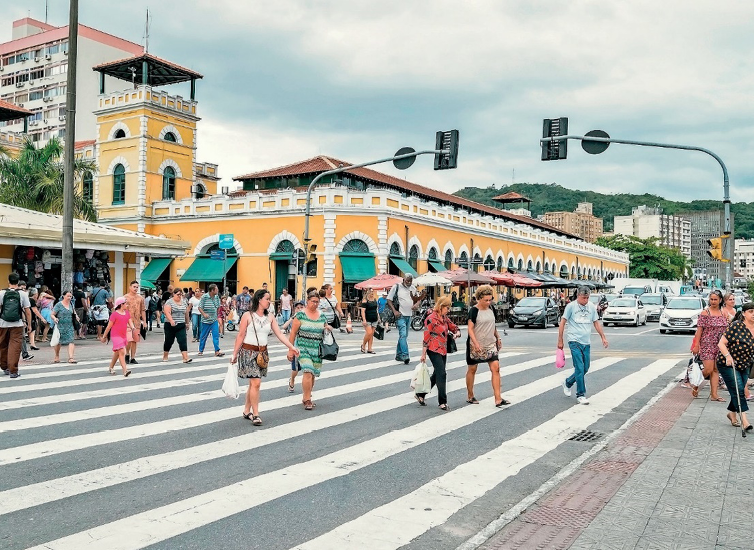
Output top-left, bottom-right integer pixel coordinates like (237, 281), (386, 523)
(479, 381), (754, 550)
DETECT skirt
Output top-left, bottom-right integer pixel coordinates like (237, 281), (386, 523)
(466, 338), (499, 365)
(237, 347), (268, 379)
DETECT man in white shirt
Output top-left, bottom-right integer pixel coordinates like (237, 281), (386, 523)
(387, 274), (424, 364)
(0, 272), (33, 378)
(188, 289), (203, 342)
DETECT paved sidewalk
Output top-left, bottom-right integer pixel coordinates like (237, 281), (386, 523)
(479, 381), (754, 550)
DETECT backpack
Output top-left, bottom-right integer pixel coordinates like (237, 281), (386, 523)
(0, 289), (22, 323)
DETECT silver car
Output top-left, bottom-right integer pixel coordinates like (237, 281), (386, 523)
(640, 293), (667, 322)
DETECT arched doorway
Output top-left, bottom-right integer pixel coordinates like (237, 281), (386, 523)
(340, 239), (375, 301)
(270, 239), (296, 299)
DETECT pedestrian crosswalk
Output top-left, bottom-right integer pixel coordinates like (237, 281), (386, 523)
(0, 338), (683, 550)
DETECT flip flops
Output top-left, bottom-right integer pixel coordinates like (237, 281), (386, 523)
(466, 397), (479, 404)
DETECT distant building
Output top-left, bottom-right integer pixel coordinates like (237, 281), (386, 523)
(541, 202), (603, 243)
(681, 210), (734, 285)
(734, 239), (754, 281)
(613, 205), (691, 258)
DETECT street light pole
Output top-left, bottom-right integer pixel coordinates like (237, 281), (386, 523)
(301, 147), (450, 300)
(541, 132), (732, 287)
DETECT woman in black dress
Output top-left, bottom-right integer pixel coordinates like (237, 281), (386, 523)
(360, 288), (379, 354)
(718, 302), (754, 430)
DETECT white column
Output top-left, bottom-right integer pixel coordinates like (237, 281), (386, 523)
(114, 251), (124, 297)
(323, 212), (337, 287)
(377, 215), (388, 274)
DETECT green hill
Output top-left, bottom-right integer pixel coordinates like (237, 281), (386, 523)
(453, 183), (754, 239)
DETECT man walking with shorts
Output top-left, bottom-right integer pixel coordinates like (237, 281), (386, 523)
(124, 280), (146, 364)
(557, 285), (608, 404)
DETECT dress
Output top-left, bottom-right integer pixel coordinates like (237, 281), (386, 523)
(295, 310), (327, 377)
(466, 306), (498, 365)
(110, 310), (131, 351)
(52, 301), (75, 345)
(697, 310), (728, 361)
(238, 312), (273, 379)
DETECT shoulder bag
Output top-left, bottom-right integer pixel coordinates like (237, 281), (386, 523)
(250, 315), (270, 368)
(324, 297), (341, 329)
(319, 330), (339, 361)
(71, 304), (81, 332)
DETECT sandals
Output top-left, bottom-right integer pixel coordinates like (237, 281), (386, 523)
(108, 368), (116, 375)
(466, 397), (479, 404)
(495, 399), (511, 408)
(288, 381), (295, 393)
(183, 359), (193, 364)
(361, 345), (366, 354)
(67, 359), (77, 364)
(53, 359), (60, 364)
(252, 416), (262, 426)
(367, 350), (376, 354)
(415, 395), (426, 406)
(728, 413), (741, 427)
(710, 396), (725, 402)
(303, 399), (314, 411)
(691, 386), (699, 398)
(215, 352), (225, 357)
(124, 370), (131, 377)
(439, 404), (450, 411)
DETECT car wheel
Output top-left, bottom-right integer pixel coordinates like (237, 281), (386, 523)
(604, 322), (610, 327)
(660, 329), (666, 334)
(508, 322), (515, 329)
(634, 316), (639, 327)
(542, 316), (548, 329)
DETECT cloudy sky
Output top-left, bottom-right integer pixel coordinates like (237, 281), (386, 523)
(4, 1), (754, 203)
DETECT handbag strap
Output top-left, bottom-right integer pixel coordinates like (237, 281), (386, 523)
(250, 313), (262, 346)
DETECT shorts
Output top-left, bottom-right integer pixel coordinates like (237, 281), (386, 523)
(127, 328), (141, 343)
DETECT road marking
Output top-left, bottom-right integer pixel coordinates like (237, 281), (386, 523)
(293, 359), (679, 550)
(24, 357), (624, 550)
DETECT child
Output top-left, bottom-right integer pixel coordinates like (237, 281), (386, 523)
(284, 301), (305, 392)
(101, 296), (134, 377)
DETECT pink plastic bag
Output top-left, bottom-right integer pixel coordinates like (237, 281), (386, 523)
(555, 348), (566, 369)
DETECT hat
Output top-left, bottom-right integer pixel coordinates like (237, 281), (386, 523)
(114, 296), (127, 308)
(294, 301), (305, 307)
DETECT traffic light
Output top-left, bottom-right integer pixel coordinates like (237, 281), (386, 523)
(541, 117), (568, 161)
(707, 237), (729, 262)
(434, 130), (459, 170)
(306, 243), (317, 263)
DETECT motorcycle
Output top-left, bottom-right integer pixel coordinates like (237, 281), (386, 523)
(597, 299), (608, 319)
(410, 300), (433, 331)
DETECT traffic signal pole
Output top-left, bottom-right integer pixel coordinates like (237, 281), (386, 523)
(540, 132), (732, 287)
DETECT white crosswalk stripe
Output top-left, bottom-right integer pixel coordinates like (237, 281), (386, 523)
(0, 339), (682, 550)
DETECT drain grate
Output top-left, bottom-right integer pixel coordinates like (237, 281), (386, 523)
(568, 430), (603, 443)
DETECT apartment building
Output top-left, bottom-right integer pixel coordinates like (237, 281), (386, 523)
(0, 17), (142, 145)
(613, 205), (691, 258)
(681, 210), (734, 285)
(734, 239), (754, 281)
(541, 202), (604, 243)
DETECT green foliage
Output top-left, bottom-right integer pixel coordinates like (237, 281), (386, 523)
(0, 136), (97, 222)
(454, 182), (754, 238)
(594, 234), (692, 280)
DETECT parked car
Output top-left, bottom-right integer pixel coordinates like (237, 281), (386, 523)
(639, 293), (667, 322)
(659, 296), (706, 333)
(602, 297), (647, 327)
(621, 285), (653, 297)
(508, 296), (560, 328)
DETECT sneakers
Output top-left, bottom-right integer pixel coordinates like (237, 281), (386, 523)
(562, 379), (571, 397)
(2, 369), (8, 376)
(22, 354), (34, 361)
(9, 373), (20, 379)
(130, 358), (138, 364)
(577, 396), (590, 405)
(125, 355), (131, 363)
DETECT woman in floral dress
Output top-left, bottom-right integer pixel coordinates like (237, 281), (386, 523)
(691, 290), (727, 400)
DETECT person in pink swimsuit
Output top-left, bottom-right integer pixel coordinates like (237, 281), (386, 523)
(691, 290), (727, 401)
(101, 296), (134, 377)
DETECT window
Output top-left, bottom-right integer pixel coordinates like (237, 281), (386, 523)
(497, 257), (503, 272)
(444, 249), (453, 270)
(408, 245), (419, 271)
(113, 128), (126, 139)
(508, 258), (515, 269)
(389, 242), (402, 258)
(343, 239), (370, 254)
(82, 171), (93, 204)
(194, 182), (206, 200)
(162, 166), (176, 200)
(517, 259), (523, 271)
(458, 251), (468, 268)
(113, 164), (125, 204)
(484, 255), (495, 271)
(163, 131), (177, 142)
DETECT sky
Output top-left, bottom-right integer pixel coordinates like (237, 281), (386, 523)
(4, 1), (754, 203)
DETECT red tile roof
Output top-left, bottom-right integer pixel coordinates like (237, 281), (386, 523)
(233, 156), (576, 238)
(92, 52), (203, 80)
(74, 140), (96, 150)
(492, 191), (531, 202)
(0, 99), (32, 122)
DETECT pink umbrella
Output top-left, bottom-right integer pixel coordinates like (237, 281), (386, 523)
(480, 270), (541, 288)
(354, 273), (404, 290)
(479, 270), (514, 286)
(435, 268), (495, 287)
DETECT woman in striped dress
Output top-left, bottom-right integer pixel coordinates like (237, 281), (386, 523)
(288, 288), (332, 410)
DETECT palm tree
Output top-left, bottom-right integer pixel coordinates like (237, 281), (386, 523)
(0, 136), (97, 222)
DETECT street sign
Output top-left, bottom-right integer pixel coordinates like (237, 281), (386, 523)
(393, 147), (417, 170)
(581, 130), (610, 155)
(218, 234), (234, 250)
(211, 250), (226, 261)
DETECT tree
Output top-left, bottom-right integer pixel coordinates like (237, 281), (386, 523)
(0, 136), (97, 222)
(595, 234), (693, 281)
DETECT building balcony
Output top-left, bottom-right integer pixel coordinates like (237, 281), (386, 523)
(95, 85), (198, 118)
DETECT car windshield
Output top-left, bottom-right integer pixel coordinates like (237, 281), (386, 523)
(516, 297), (545, 307)
(611, 299), (636, 307)
(622, 288), (644, 295)
(641, 295), (664, 305)
(588, 296), (602, 304)
(666, 298), (702, 310)
(604, 294), (619, 303)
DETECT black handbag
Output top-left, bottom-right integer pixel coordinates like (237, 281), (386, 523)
(446, 334), (457, 354)
(374, 325), (385, 340)
(71, 310), (81, 332)
(319, 331), (339, 361)
(324, 298), (341, 329)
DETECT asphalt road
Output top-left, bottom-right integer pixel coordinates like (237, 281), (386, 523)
(0, 320), (691, 550)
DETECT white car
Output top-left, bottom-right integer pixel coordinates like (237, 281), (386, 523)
(602, 297), (647, 327)
(659, 296), (706, 333)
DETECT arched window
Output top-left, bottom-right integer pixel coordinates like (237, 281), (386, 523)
(508, 257), (515, 270)
(389, 242), (402, 257)
(408, 245), (419, 271)
(535, 261), (541, 273)
(517, 259), (523, 271)
(497, 257), (503, 272)
(444, 249), (453, 270)
(484, 255), (495, 271)
(194, 182), (206, 200)
(343, 239), (370, 254)
(560, 265), (569, 279)
(275, 239), (295, 254)
(472, 253), (482, 273)
(82, 171), (93, 204)
(163, 131), (177, 142)
(162, 166), (176, 200)
(459, 251), (468, 268)
(114, 128), (126, 139)
(427, 248), (438, 260)
(112, 164), (125, 204)
(527, 260), (533, 271)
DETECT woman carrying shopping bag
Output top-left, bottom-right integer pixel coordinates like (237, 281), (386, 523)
(417, 296), (460, 410)
(231, 289), (298, 426)
(50, 290), (78, 364)
(691, 290), (727, 400)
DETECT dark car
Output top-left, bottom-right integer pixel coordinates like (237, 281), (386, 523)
(509, 297), (560, 328)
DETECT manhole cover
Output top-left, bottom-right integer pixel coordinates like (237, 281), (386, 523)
(568, 430), (603, 443)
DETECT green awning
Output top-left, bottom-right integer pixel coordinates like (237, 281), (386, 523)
(180, 256), (238, 282)
(389, 256), (418, 277)
(428, 260), (446, 273)
(140, 279), (156, 290)
(269, 252), (294, 260)
(341, 255), (376, 283)
(141, 258), (172, 282)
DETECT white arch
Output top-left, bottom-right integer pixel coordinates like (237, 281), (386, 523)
(158, 124), (184, 144)
(525, 254), (534, 267)
(484, 247), (495, 260)
(507, 252), (516, 267)
(387, 233), (405, 255)
(558, 260), (569, 274)
(335, 231), (379, 255)
(407, 236), (424, 258)
(158, 158), (183, 178)
(457, 243), (470, 257)
(442, 241), (456, 262)
(535, 259), (542, 272)
(426, 239), (440, 259)
(108, 121), (131, 140)
(106, 155), (130, 175)
(472, 246), (482, 259)
(266, 230), (302, 255)
(516, 253), (525, 265)
(194, 233), (245, 256)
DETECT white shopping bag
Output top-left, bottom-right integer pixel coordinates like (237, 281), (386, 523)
(49, 324), (60, 347)
(410, 361), (432, 394)
(222, 362), (240, 399)
(689, 358), (704, 388)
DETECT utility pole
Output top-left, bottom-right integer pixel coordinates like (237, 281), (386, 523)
(61, 0), (78, 292)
